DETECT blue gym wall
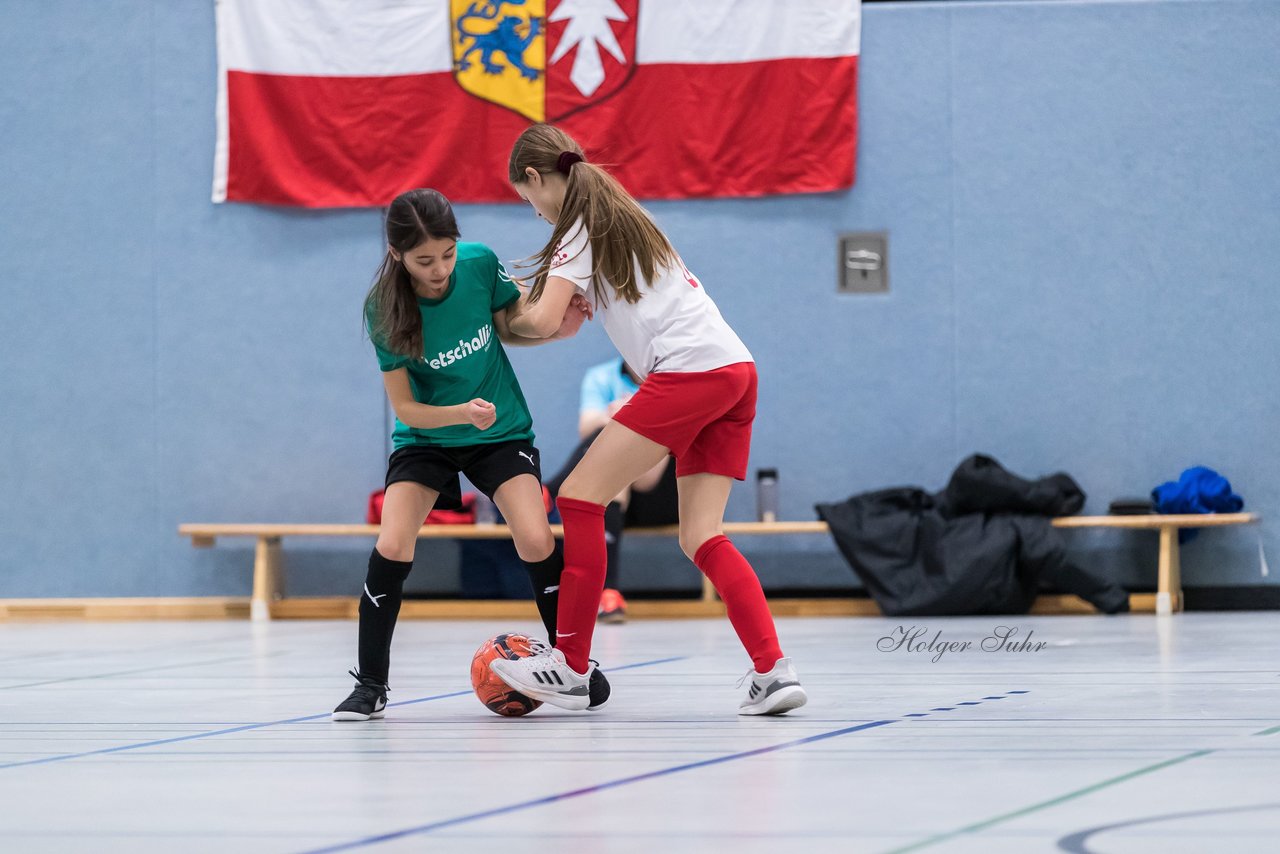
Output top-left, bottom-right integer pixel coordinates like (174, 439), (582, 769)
(2, 0), (1277, 598)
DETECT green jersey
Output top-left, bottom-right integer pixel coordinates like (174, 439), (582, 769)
(368, 242), (534, 450)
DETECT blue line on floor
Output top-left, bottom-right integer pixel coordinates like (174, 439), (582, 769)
(596, 656), (686, 672)
(1, 717), (331, 770)
(0, 656), (685, 770)
(906, 692), (1029, 718)
(298, 719), (900, 853)
(0, 653), (279, 691)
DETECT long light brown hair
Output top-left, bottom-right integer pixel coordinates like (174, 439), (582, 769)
(364, 189), (460, 358)
(508, 123), (674, 305)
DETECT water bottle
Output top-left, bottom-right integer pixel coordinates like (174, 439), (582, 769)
(756, 468), (779, 523)
(473, 492), (497, 525)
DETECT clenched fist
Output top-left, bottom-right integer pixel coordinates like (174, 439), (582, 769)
(462, 399), (497, 431)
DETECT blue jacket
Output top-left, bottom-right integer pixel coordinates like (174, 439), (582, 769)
(1152, 466), (1243, 515)
(1152, 466), (1243, 542)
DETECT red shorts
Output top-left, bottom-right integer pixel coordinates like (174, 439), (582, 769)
(612, 362), (757, 480)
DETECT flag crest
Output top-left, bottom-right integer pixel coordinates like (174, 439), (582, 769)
(451, 0), (547, 121)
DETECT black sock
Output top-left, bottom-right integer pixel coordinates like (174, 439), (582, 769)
(357, 548), (413, 684)
(604, 501), (624, 590)
(524, 546), (564, 646)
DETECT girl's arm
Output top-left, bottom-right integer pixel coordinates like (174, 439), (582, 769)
(382, 368), (496, 431)
(493, 305), (552, 347)
(506, 277), (584, 339)
(499, 281), (591, 345)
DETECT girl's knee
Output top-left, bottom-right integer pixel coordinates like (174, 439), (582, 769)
(375, 536), (415, 563)
(558, 472), (586, 503)
(680, 528), (720, 562)
(514, 529), (555, 563)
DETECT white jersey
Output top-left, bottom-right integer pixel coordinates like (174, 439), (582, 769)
(549, 220), (753, 381)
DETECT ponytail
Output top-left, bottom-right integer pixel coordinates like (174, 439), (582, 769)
(509, 123), (674, 306)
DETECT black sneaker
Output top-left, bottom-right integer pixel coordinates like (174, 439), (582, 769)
(588, 660), (610, 711)
(331, 669), (388, 721)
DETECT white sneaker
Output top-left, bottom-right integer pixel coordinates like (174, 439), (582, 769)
(738, 657), (807, 716)
(489, 646), (591, 711)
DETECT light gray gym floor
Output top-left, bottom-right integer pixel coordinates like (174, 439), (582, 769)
(1, 612), (1278, 853)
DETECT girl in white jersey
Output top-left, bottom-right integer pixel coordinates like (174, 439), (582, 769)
(490, 124), (807, 716)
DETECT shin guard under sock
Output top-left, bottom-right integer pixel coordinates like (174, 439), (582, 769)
(694, 535), (784, 673)
(554, 496), (608, 673)
(357, 548), (414, 683)
(524, 546), (564, 645)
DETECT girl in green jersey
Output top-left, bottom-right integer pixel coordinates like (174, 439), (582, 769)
(332, 188), (602, 720)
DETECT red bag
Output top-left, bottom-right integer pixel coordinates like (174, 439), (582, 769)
(426, 494), (476, 525)
(366, 489), (477, 525)
(365, 486), (551, 524)
(365, 489), (384, 524)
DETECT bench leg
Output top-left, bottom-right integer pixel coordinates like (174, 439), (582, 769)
(701, 573), (717, 603)
(251, 536), (284, 621)
(1156, 527), (1183, 616)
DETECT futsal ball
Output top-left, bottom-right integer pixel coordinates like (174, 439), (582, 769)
(470, 633), (544, 717)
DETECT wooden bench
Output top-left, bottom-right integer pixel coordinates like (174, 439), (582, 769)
(179, 513), (1258, 620)
(1050, 513), (1258, 615)
(180, 522), (824, 620)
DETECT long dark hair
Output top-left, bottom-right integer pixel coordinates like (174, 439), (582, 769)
(364, 189), (461, 358)
(509, 123), (675, 306)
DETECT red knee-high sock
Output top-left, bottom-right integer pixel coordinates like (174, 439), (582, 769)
(554, 497), (608, 674)
(695, 535), (784, 673)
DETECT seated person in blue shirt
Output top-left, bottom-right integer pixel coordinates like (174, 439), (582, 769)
(546, 358), (678, 622)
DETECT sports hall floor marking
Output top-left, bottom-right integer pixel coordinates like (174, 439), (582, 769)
(0, 656), (686, 771)
(1055, 802), (1280, 853)
(299, 721), (898, 853)
(297, 690), (1032, 853)
(0, 652), (282, 691)
(886, 720), (1280, 853)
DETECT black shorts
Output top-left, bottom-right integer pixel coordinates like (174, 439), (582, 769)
(385, 440), (543, 511)
(625, 458), (679, 527)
